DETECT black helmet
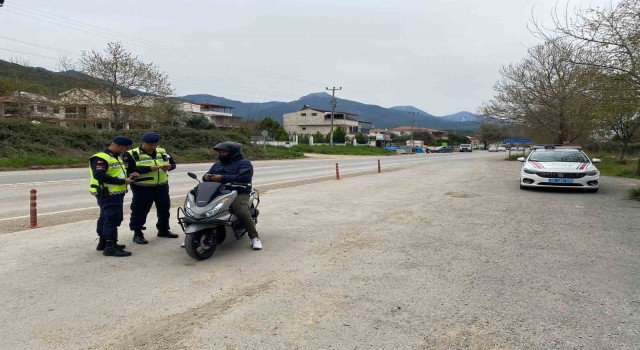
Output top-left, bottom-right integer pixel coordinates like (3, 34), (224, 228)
(213, 142), (241, 162)
(213, 142), (240, 154)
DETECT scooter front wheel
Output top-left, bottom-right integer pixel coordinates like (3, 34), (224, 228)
(185, 230), (217, 260)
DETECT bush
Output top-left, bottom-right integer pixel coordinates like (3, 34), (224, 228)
(0, 119), (288, 168)
(629, 188), (640, 201)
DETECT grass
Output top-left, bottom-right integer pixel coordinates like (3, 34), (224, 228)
(590, 153), (639, 179)
(629, 188), (640, 201)
(291, 144), (395, 156)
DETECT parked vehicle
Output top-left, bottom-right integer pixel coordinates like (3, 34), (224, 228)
(431, 146), (453, 153)
(488, 145), (498, 152)
(177, 170), (260, 260)
(497, 146), (507, 152)
(459, 144), (472, 152)
(518, 145), (600, 192)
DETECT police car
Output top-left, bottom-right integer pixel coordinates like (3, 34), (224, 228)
(518, 145), (601, 192)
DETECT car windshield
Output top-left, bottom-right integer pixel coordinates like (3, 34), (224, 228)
(529, 151), (589, 163)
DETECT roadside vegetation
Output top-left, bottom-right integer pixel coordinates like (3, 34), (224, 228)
(291, 144), (394, 156)
(480, 1), (640, 179)
(629, 188), (640, 201)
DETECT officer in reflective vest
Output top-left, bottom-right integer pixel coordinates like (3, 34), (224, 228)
(123, 132), (178, 244)
(89, 136), (139, 257)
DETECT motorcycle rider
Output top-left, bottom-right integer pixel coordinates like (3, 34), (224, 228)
(202, 142), (262, 250)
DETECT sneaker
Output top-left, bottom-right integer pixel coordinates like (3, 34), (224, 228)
(251, 238), (263, 250)
(180, 240), (185, 248)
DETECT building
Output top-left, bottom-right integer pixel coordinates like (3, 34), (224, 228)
(367, 128), (393, 147)
(283, 105), (372, 138)
(388, 126), (448, 139)
(179, 101), (243, 129)
(1, 89), (246, 130)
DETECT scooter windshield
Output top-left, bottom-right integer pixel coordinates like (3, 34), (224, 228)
(195, 182), (222, 207)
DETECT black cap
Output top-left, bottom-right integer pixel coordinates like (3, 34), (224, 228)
(112, 136), (133, 146)
(142, 132), (160, 143)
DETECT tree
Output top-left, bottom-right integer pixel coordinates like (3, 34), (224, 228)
(355, 133), (368, 145)
(256, 117), (287, 141)
(185, 115), (211, 129)
(547, 0), (640, 173)
(314, 131), (325, 144)
(68, 42), (173, 129)
(478, 123), (508, 149)
(332, 126), (347, 144)
(412, 130), (436, 145)
(481, 39), (598, 144)
(447, 133), (470, 146)
(589, 74), (640, 162)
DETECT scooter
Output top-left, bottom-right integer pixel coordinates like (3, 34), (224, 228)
(176, 169), (260, 261)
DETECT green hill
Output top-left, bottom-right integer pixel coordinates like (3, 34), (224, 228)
(0, 59), (100, 96)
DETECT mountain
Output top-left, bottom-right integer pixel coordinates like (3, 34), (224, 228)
(182, 92), (480, 130)
(0, 59), (102, 95)
(440, 111), (480, 123)
(389, 106), (432, 116)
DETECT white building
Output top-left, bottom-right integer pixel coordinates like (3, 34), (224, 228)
(283, 105), (372, 138)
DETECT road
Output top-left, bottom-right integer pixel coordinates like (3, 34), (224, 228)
(0, 152), (489, 221)
(0, 152), (639, 349)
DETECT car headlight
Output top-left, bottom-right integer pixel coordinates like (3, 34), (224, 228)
(584, 170), (599, 176)
(523, 168), (538, 174)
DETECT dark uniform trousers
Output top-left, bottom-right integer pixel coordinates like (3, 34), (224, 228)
(129, 184), (171, 232)
(96, 194), (125, 240)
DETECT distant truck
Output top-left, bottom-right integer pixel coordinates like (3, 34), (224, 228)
(459, 144), (472, 152)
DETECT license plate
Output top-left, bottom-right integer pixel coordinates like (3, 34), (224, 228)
(549, 178), (573, 184)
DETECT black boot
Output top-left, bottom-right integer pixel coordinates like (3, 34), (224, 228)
(132, 230), (148, 244)
(157, 230), (179, 238)
(96, 237), (126, 251)
(103, 240), (132, 257)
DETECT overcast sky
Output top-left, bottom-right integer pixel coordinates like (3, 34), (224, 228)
(0, 0), (613, 116)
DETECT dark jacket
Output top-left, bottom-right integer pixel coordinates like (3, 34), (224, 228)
(203, 153), (253, 194)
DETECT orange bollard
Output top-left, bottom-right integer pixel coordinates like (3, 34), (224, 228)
(29, 189), (41, 229)
(378, 159), (381, 173)
(335, 163), (340, 180)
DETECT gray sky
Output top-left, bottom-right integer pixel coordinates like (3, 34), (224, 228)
(0, 0), (613, 116)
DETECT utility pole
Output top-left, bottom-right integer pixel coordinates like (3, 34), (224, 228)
(408, 111), (418, 147)
(326, 86), (342, 146)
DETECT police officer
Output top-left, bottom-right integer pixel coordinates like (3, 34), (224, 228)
(123, 132), (178, 244)
(90, 136), (138, 257)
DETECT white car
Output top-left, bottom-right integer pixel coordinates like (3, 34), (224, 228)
(518, 146), (600, 192)
(497, 146), (507, 152)
(459, 144), (472, 152)
(488, 145), (498, 152)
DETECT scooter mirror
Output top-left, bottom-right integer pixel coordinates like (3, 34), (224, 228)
(187, 172), (198, 180)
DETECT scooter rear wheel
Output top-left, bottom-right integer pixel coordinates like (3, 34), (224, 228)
(185, 230), (217, 260)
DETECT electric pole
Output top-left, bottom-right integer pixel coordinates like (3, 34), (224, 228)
(408, 111), (418, 147)
(326, 86), (342, 146)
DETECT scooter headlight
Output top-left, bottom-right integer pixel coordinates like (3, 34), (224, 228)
(203, 197), (231, 217)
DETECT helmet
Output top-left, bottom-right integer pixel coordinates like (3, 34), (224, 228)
(213, 142), (241, 162)
(213, 142), (240, 154)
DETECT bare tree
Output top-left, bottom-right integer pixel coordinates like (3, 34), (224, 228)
(68, 42), (174, 129)
(590, 74), (640, 161)
(544, 0), (640, 173)
(481, 39), (598, 144)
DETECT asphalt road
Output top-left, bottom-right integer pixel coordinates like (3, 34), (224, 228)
(0, 152), (638, 349)
(0, 152), (489, 221)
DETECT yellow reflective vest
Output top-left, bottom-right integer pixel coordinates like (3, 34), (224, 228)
(127, 147), (170, 186)
(89, 152), (127, 196)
